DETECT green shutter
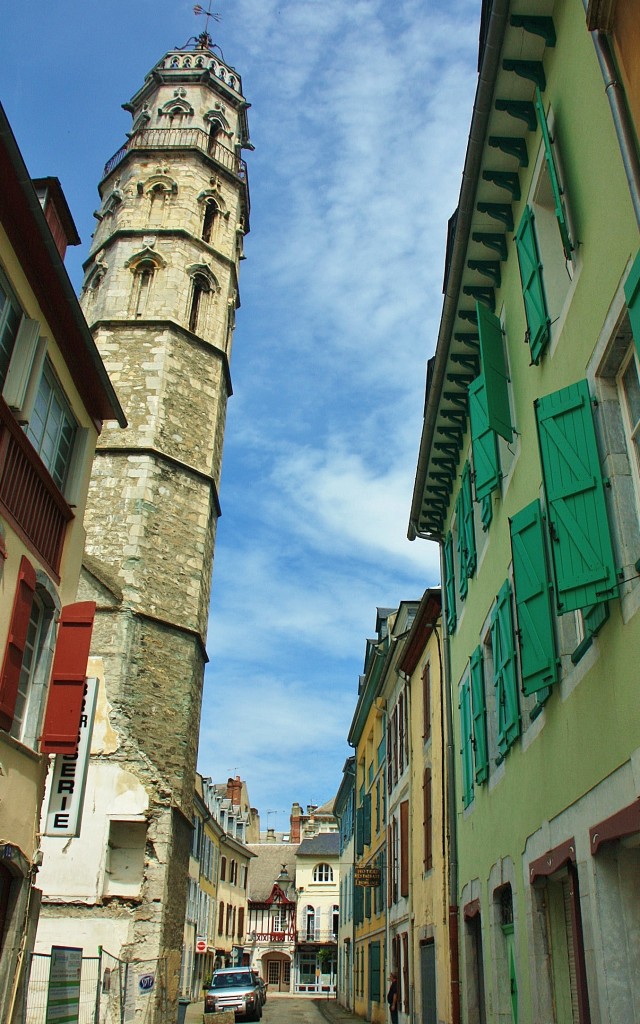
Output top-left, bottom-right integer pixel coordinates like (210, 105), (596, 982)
(356, 806), (364, 857)
(460, 679), (474, 808)
(462, 461), (477, 577)
(363, 791), (372, 847)
(624, 249), (640, 358)
(470, 646), (488, 784)
(510, 500), (559, 694)
(476, 301), (513, 441)
(456, 488), (468, 602)
(534, 87), (573, 261)
(535, 379), (619, 612)
(444, 532), (457, 633)
(370, 942), (381, 1002)
(480, 492), (493, 531)
(515, 205), (550, 364)
(469, 374), (501, 500)
(491, 580), (520, 757)
(455, 465), (475, 601)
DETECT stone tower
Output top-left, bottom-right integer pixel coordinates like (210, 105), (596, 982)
(36, 33), (251, 1014)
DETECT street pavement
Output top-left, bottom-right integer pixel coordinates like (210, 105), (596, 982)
(184, 993), (363, 1024)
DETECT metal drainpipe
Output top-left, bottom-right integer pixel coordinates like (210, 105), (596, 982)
(584, 9), (640, 226)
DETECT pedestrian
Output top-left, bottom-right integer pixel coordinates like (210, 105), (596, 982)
(387, 971), (398, 1024)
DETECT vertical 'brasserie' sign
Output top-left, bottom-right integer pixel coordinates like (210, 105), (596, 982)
(45, 678), (98, 837)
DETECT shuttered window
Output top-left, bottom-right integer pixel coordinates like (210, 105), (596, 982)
(400, 800), (409, 898)
(535, 379), (619, 613)
(363, 792), (372, 847)
(40, 601), (96, 755)
(356, 805), (364, 857)
(624, 249), (640, 359)
(444, 532), (457, 634)
(491, 581), (520, 758)
(0, 556), (36, 732)
(423, 767), (433, 871)
(510, 500), (559, 694)
(460, 679), (474, 808)
(476, 301), (513, 442)
(515, 204), (550, 364)
(456, 462), (477, 602)
(470, 646), (488, 784)
(534, 87), (573, 261)
(469, 374), (500, 500)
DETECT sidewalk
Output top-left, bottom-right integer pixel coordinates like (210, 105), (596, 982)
(312, 995), (363, 1023)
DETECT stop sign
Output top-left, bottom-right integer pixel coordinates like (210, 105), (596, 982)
(195, 938), (207, 954)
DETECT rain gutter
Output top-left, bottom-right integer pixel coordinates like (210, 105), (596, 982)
(583, 5), (640, 226)
(408, 0), (509, 542)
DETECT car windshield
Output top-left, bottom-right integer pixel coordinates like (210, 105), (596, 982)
(212, 973), (254, 988)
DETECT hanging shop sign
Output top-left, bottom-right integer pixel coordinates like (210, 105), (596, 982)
(44, 678), (98, 837)
(355, 867), (381, 887)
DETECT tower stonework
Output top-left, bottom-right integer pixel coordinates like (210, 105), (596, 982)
(36, 38), (251, 1014)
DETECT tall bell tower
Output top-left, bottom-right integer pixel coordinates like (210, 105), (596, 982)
(36, 32), (251, 1012)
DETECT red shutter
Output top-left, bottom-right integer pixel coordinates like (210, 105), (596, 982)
(40, 601), (95, 754)
(0, 556), (36, 731)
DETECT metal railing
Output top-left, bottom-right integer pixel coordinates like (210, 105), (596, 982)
(0, 399), (73, 577)
(103, 128), (248, 183)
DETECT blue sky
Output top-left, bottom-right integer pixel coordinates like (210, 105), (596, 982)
(1, 0), (479, 830)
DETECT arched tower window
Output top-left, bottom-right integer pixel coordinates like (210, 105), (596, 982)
(208, 119), (224, 155)
(131, 259), (156, 318)
(202, 199), (219, 244)
(188, 273), (211, 334)
(148, 184), (167, 228)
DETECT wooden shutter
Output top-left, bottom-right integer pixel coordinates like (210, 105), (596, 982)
(515, 205), (550, 364)
(422, 662), (431, 742)
(535, 379), (618, 612)
(356, 805), (364, 857)
(624, 249), (640, 359)
(460, 679), (474, 808)
(469, 375), (500, 500)
(510, 500), (559, 694)
(470, 646), (488, 784)
(400, 800), (409, 897)
(40, 602), (95, 754)
(456, 487), (469, 601)
(476, 301), (513, 441)
(363, 791), (372, 847)
(535, 87), (573, 261)
(423, 767), (433, 871)
(444, 532), (457, 634)
(491, 581), (520, 757)
(0, 556), (36, 731)
(461, 461), (476, 577)
(387, 824), (393, 908)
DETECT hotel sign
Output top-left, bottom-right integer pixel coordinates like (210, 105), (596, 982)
(355, 867), (381, 887)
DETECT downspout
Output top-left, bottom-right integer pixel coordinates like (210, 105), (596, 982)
(584, 8), (640, 227)
(441, 549), (460, 1024)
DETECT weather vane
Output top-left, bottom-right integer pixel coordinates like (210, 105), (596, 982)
(194, 3), (222, 36)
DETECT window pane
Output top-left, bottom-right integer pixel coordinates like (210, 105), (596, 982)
(10, 596), (44, 743)
(25, 362), (77, 489)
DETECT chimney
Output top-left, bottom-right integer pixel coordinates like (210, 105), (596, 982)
(290, 802), (302, 844)
(32, 178), (81, 261)
(266, 828), (276, 843)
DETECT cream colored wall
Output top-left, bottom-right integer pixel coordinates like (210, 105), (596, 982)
(408, 622), (450, 1023)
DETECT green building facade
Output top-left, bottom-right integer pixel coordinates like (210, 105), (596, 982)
(409, 2), (640, 1022)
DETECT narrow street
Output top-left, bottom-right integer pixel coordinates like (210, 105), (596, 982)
(187, 995), (360, 1024)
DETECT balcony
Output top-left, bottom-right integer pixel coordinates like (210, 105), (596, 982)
(251, 930), (297, 943)
(0, 399), (73, 579)
(103, 128), (249, 186)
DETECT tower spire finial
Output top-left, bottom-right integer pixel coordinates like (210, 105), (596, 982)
(193, 3), (221, 49)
